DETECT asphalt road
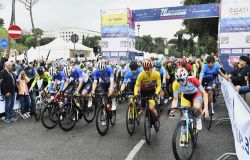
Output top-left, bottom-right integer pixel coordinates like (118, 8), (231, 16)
(0, 93), (236, 160)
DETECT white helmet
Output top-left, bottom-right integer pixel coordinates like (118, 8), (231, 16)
(86, 62), (93, 68)
(97, 60), (106, 70)
(63, 65), (72, 78)
(49, 67), (56, 76)
(175, 68), (188, 79)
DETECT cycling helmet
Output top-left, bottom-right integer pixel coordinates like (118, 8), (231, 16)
(129, 60), (139, 71)
(175, 68), (188, 79)
(206, 55), (215, 64)
(86, 62), (93, 68)
(142, 59), (153, 69)
(97, 60), (106, 70)
(154, 60), (161, 68)
(49, 67), (56, 76)
(63, 65), (71, 78)
(37, 66), (45, 75)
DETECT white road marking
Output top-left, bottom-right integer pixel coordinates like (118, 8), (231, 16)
(125, 139), (145, 160)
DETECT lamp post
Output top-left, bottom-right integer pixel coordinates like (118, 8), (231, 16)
(137, 23), (141, 50)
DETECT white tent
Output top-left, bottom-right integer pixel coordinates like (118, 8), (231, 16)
(18, 37), (95, 62)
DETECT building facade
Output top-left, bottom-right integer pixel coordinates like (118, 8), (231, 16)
(42, 27), (100, 42)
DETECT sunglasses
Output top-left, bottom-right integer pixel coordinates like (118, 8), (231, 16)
(144, 68), (152, 72)
(177, 78), (186, 83)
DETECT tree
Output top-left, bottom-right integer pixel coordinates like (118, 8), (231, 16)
(182, 0), (218, 55)
(18, 0), (40, 47)
(0, 18), (4, 27)
(82, 36), (101, 54)
(25, 36), (36, 48)
(40, 37), (55, 46)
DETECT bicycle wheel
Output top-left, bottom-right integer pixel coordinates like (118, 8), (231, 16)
(96, 106), (109, 136)
(126, 105), (135, 135)
(144, 107), (152, 144)
(172, 121), (194, 160)
(83, 103), (97, 123)
(110, 110), (116, 126)
(202, 102), (213, 130)
(35, 98), (42, 121)
(41, 102), (59, 129)
(58, 103), (77, 131)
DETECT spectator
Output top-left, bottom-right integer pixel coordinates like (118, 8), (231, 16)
(230, 56), (250, 86)
(0, 61), (18, 123)
(0, 53), (8, 71)
(24, 62), (37, 116)
(17, 70), (30, 115)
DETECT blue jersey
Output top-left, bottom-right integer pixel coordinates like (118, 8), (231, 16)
(160, 66), (167, 78)
(200, 62), (221, 80)
(52, 71), (65, 81)
(123, 68), (142, 84)
(94, 66), (114, 84)
(48, 71), (66, 92)
(66, 67), (83, 82)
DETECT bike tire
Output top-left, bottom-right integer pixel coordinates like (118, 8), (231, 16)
(41, 102), (59, 129)
(35, 98), (42, 121)
(144, 107), (151, 145)
(58, 104), (77, 132)
(83, 104), (97, 123)
(110, 110), (116, 126)
(126, 105), (135, 135)
(172, 121), (194, 160)
(96, 106), (109, 136)
(203, 102), (213, 131)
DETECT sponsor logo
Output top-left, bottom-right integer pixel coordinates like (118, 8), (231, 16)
(229, 7), (249, 15)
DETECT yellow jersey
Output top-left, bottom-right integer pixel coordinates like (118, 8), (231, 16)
(134, 70), (161, 96)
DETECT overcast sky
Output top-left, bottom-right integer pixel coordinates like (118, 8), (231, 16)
(0, 0), (185, 39)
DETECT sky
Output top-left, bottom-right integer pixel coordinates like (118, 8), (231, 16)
(0, 0), (185, 39)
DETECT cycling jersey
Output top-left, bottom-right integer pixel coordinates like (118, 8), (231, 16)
(48, 71), (65, 92)
(123, 68), (142, 84)
(134, 70), (161, 96)
(94, 66), (114, 84)
(66, 66), (83, 82)
(30, 72), (52, 90)
(173, 77), (203, 107)
(199, 62), (221, 80)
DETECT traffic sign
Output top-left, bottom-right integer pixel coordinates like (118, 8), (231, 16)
(0, 38), (8, 49)
(8, 25), (22, 39)
(71, 34), (79, 43)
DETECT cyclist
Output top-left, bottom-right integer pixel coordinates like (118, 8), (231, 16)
(90, 60), (116, 111)
(47, 66), (65, 94)
(120, 60), (142, 94)
(154, 59), (169, 104)
(29, 66), (52, 116)
(170, 68), (209, 131)
(199, 55), (229, 114)
(134, 59), (161, 128)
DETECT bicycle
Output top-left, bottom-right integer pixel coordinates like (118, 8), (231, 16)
(138, 96), (160, 145)
(35, 89), (51, 121)
(41, 92), (63, 129)
(58, 93), (97, 131)
(169, 106), (198, 160)
(95, 92), (116, 136)
(126, 92), (142, 136)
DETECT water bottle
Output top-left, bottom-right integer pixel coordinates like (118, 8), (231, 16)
(88, 97), (93, 108)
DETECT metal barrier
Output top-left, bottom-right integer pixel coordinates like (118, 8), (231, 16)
(216, 76), (250, 160)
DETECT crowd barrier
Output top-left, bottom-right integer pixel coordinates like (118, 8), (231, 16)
(217, 76), (250, 160)
(0, 80), (43, 114)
